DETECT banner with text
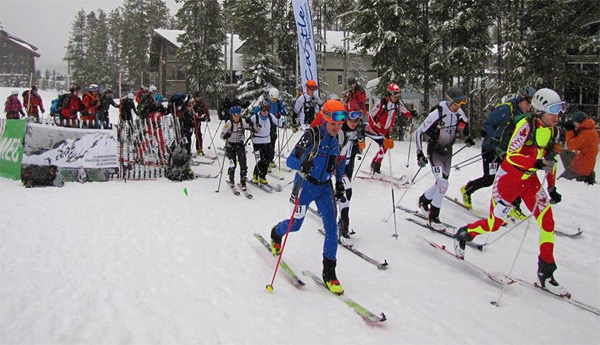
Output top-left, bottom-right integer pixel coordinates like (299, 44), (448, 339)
(292, 0), (318, 92)
(0, 119), (27, 180)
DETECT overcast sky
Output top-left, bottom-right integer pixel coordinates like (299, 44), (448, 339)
(1, 0), (181, 73)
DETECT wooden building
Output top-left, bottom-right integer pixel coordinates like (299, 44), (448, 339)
(0, 30), (40, 87)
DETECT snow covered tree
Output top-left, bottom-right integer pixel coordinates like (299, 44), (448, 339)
(67, 9), (87, 86)
(107, 9), (124, 94)
(84, 10), (112, 88)
(175, 0), (227, 104)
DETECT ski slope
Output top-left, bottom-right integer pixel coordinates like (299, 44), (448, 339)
(1, 88), (599, 344)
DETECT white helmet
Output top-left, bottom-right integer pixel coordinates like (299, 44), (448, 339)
(531, 88), (565, 115)
(11, 90), (18, 95)
(89, 84), (99, 92)
(148, 85), (158, 92)
(127, 92), (135, 100)
(268, 88), (280, 100)
(328, 93), (341, 101)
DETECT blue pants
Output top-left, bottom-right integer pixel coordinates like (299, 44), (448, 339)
(274, 176), (338, 260)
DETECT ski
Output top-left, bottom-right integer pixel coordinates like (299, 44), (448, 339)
(227, 180), (240, 196)
(317, 229), (388, 270)
(302, 271), (387, 323)
(238, 183), (253, 199)
(397, 205), (457, 231)
(194, 173), (219, 179)
(254, 233), (305, 287)
(418, 235), (512, 285)
(555, 228), (583, 238)
(500, 275), (600, 316)
(248, 180), (282, 193)
(277, 165), (293, 173)
(405, 217), (484, 251)
(444, 195), (509, 226)
(268, 171), (285, 180)
(191, 157), (216, 165)
(308, 206), (320, 217)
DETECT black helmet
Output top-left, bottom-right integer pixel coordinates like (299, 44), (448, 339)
(446, 86), (466, 103)
(347, 76), (357, 86)
(70, 84), (81, 92)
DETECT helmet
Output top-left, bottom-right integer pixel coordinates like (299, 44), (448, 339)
(321, 99), (347, 124)
(306, 79), (318, 90)
(259, 100), (270, 110)
(32, 85), (38, 91)
(532, 88), (565, 115)
(328, 93), (341, 101)
(154, 93), (164, 103)
(70, 84), (81, 92)
(58, 90), (67, 96)
(268, 88), (280, 100)
(347, 76), (357, 86)
(148, 85), (158, 92)
(387, 83), (401, 95)
(11, 90), (18, 95)
(446, 86), (466, 103)
(127, 92), (135, 100)
(230, 106), (242, 115)
(88, 84), (100, 92)
(518, 86), (536, 99)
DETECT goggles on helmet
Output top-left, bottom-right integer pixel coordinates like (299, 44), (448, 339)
(348, 111), (363, 121)
(546, 101), (566, 115)
(450, 97), (468, 106)
(324, 110), (347, 123)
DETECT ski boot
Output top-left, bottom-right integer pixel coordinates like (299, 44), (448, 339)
(323, 256), (344, 295)
(460, 185), (472, 209)
(260, 177), (269, 185)
(270, 226), (282, 256)
(338, 219), (354, 247)
(252, 173), (259, 184)
(453, 226), (473, 259)
(418, 194), (431, 215)
(370, 161), (381, 174)
(537, 258), (569, 297)
(508, 207), (527, 221)
(239, 176), (247, 189)
(196, 149), (204, 156)
(428, 206), (446, 231)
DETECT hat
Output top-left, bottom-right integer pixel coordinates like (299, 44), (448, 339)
(571, 111), (587, 123)
(446, 86), (466, 102)
(347, 76), (357, 86)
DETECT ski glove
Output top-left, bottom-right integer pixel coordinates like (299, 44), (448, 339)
(534, 159), (555, 173)
(465, 137), (475, 147)
(300, 159), (313, 175)
(548, 186), (562, 204)
(222, 131), (232, 139)
(417, 151), (428, 168)
(383, 138), (394, 149)
(357, 140), (366, 153)
(335, 181), (345, 200)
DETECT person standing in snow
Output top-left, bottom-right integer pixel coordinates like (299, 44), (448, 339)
(98, 88), (119, 129)
(559, 111), (598, 184)
(269, 99), (347, 295)
(60, 84), (84, 128)
(218, 90), (246, 122)
(4, 90), (26, 119)
(414, 86), (474, 231)
(119, 92), (137, 124)
(180, 98), (198, 156)
(82, 84), (101, 128)
(293, 79), (323, 131)
(460, 86), (536, 220)
(365, 82), (413, 174)
(22, 85), (45, 123)
(221, 106), (253, 189)
(252, 88), (287, 172)
(454, 88), (568, 297)
(250, 100), (284, 185)
(192, 91), (211, 156)
(343, 76), (367, 115)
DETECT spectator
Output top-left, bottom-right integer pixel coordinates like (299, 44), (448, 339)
(559, 111), (598, 184)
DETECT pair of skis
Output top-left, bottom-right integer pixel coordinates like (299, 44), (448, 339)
(248, 180), (283, 193)
(254, 233), (386, 323)
(227, 180), (253, 199)
(317, 229), (388, 270)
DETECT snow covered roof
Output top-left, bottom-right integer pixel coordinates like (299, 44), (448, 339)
(153, 29), (243, 71)
(0, 30), (40, 57)
(323, 30), (363, 55)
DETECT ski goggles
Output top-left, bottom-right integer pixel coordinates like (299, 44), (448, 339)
(452, 98), (468, 106)
(390, 91), (401, 96)
(348, 111), (363, 121)
(323, 110), (347, 123)
(546, 101), (566, 115)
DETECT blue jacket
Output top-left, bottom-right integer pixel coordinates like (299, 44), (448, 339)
(287, 125), (345, 183)
(252, 99), (286, 117)
(481, 98), (523, 152)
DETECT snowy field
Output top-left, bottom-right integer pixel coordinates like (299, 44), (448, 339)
(1, 88), (599, 344)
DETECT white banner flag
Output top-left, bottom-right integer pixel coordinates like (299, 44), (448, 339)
(292, 0), (318, 93)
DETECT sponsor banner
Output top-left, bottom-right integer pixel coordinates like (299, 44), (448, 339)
(0, 119), (27, 180)
(292, 0), (318, 92)
(22, 123), (119, 169)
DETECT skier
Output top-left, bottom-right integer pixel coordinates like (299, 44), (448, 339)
(192, 91), (210, 156)
(82, 84), (101, 128)
(414, 86), (474, 231)
(218, 90), (245, 122)
(559, 111), (598, 184)
(135, 86), (148, 103)
(49, 91), (68, 125)
(4, 90), (26, 119)
(343, 76), (367, 115)
(336, 106), (366, 246)
(365, 82), (413, 173)
(250, 100), (284, 185)
(180, 98), (198, 156)
(98, 88), (119, 129)
(269, 99), (348, 295)
(22, 85), (45, 123)
(119, 92), (137, 124)
(221, 105), (253, 189)
(137, 85), (164, 119)
(252, 88), (286, 172)
(60, 84), (84, 128)
(454, 88), (567, 296)
(292, 79), (322, 131)
(460, 86), (536, 220)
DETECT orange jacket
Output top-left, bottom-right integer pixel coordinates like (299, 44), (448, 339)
(565, 118), (599, 175)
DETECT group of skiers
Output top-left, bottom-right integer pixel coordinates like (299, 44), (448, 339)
(3, 86), (45, 121)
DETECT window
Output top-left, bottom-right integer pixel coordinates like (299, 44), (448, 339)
(337, 75), (343, 85)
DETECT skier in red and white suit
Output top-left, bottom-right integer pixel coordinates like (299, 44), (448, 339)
(454, 88), (568, 297)
(364, 83), (412, 173)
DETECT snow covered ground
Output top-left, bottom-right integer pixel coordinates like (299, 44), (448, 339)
(1, 88), (599, 344)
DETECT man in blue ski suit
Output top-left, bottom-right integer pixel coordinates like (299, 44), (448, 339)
(269, 99), (347, 295)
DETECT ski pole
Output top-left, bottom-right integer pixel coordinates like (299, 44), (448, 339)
(352, 141), (372, 180)
(481, 213), (533, 249)
(383, 167), (429, 223)
(452, 144), (469, 157)
(388, 152), (399, 239)
(204, 122), (222, 169)
(215, 139), (229, 193)
(266, 180), (304, 292)
(451, 152), (482, 169)
(454, 156), (483, 171)
(208, 120), (223, 150)
(405, 118), (414, 168)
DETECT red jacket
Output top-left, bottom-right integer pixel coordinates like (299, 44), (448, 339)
(565, 118), (599, 175)
(61, 94), (84, 119)
(4, 95), (25, 119)
(22, 90), (44, 115)
(82, 92), (100, 117)
(367, 97), (411, 137)
(345, 85), (367, 115)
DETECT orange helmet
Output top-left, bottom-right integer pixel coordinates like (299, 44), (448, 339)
(321, 99), (347, 124)
(306, 79), (318, 90)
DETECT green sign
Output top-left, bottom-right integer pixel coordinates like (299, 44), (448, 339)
(0, 119), (26, 180)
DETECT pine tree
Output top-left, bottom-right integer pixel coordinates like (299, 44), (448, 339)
(107, 9), (124, 94)
(67, 9), (87, 86)
(175, 0), (227, 104)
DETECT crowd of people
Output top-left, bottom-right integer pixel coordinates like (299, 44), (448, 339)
(4, 79), (598, 297)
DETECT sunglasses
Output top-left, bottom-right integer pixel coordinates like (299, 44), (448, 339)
(348, 111), (363, 121)
(307, 86), (318, 91)
(546, 101), (566, 115)
(270, 98), (278, 103)
(324, 110), (347, 123)
(390, 91), (401, 96)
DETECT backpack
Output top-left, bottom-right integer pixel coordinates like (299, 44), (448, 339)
(497, 112), (558, 157)
(165, 145), (194, 181)
(4, 96), (20, 113)
(50, 94), (68, 114)
(167, 93), (187, 113)
(494, 102), (517, 154)
(21, 165), (63, 188)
